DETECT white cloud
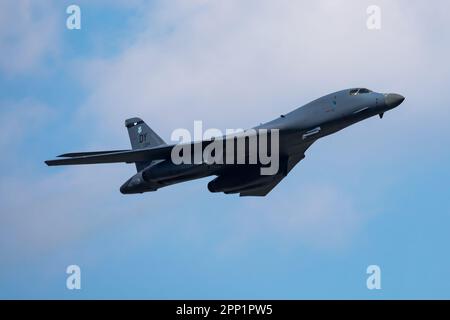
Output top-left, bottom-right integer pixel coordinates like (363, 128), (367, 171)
(0, 164), (174, 267)
(214, 183), (365, 255)
(0, 99), (53, 149)
(46, 0), (450, 247)
(3, 0), (450, 268)
(73, 0), (450, 149)
(0, 0), (60, 75)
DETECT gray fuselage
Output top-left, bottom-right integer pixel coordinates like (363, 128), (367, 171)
(120, 88), (404, 194)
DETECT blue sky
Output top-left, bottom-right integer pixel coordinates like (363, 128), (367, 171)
(1, 0), (450, 299)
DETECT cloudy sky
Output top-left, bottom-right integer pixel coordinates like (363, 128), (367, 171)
(1, 0), (450, 298)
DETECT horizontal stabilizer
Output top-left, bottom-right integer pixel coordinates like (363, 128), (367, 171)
(46, 145), (174, 166)
(58, 150), (130, 158)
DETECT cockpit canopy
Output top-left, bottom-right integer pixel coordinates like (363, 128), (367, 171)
(349, 88), (372, 95)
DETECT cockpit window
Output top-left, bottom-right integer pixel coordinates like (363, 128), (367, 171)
(349, 88), (372, 95)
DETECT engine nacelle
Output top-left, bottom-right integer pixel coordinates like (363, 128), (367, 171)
(120, 171), (157, 194)
(142, 161), (210, 184)
(207, 174), (276, 194)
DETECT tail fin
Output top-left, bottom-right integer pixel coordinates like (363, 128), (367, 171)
(125, 117), (166, 171)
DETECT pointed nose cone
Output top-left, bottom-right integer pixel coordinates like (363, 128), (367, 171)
(385, 93), (405, 108)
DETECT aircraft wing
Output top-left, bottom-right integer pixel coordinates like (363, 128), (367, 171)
(45, 132), (261, 166)
(238, 174), (285, 197)
(214, 151), (307, 197)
